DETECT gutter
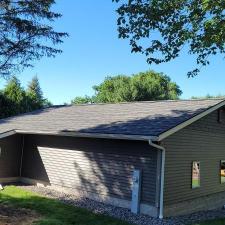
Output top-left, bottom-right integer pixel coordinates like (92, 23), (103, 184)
(148, 140), (165, 219)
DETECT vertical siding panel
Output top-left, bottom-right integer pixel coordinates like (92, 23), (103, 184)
(164, 109), (225, 205)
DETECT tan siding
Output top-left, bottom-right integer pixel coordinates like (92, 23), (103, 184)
(164, 109), (225, 205)
(22, 135), (158, 205)
(0, 134), (22, 178)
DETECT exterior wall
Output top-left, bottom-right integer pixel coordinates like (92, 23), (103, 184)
(163, 110), (225, 216)
(0, 134), (22, 180)
(21, 134), (159, 215)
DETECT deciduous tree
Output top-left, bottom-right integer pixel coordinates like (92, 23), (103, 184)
(72, 71), (182, 104)
(113, 0), (225, 76)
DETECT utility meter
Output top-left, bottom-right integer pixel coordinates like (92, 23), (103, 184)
(131, 169), (142, 214)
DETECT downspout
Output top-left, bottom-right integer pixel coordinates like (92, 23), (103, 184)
(148, 140), (165, 219)
(19, 135), (25, 177)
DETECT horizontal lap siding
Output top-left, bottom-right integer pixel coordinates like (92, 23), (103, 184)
(0, 134), (22, 178)
(22, 135), (158, 205)
(164, 110), (225, 205)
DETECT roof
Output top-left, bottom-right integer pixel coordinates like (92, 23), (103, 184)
(0, 99), (225, 141)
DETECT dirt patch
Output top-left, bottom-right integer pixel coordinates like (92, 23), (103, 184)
(0, 204), (41, 225)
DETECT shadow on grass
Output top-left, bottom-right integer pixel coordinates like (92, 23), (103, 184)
(0, 186), (131, 225)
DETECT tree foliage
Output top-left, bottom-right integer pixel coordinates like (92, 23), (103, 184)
(0, 75), (51, 119)
(72, 71), (182, 104)
(26, 75), (50, 110)
(0, 0), (68, 78)
(71, 95), (94, 105)
(113, 0), (225, 76)
(3, 76), (27, 115)
(191, 94), (225, 99)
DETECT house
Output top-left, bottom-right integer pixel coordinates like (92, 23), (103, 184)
(1, 99), (225, 218)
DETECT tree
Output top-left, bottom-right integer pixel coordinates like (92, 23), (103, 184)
(0, 76), (52, 118)
(71, 96), (94, 105)
(0, 0), (68, 78)
(191, 94), (225, 99)
(3, 76), (27, 115)
(113, 0), (225, 76)
(0, 91), (14, 119)
(26, 75), (50, 110)
(93, 75), (132, 103)
(72, 71), (182, 104)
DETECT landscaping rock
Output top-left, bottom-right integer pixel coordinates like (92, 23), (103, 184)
(18, 185), (225, 225)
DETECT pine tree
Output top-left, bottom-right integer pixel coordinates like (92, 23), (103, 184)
(26, 76), (46, 111)
(4, 76), (27, 115)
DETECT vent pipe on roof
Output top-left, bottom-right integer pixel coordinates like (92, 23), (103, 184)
(148, 140), (165, 219)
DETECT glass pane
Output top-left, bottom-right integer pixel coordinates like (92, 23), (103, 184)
(221, 161), (225, 184)
(192, 161), (200, 188)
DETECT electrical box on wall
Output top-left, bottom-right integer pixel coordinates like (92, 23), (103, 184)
(131, 169), (142, 214)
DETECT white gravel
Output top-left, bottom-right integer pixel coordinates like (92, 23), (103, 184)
(16, 185), (225, 225)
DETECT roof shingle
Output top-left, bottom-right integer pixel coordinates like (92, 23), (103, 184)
(0, 99), (224, 138)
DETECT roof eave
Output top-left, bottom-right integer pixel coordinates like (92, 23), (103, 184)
(15, 129), (159, 142)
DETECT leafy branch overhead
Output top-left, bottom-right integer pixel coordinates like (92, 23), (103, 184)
(113, 0), (225, 76)
(0, 0), (68, 78)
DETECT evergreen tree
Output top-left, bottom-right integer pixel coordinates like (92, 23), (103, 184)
(26, 76), (45, 111)
(3, 76), (27, 115)
(0, 0), (67, 78)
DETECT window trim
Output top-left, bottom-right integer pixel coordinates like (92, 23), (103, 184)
(192, 161), (200, 189)
(220, 160), (225, 184)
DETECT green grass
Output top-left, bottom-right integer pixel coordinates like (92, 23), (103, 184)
(2, 186), (225, 225)
(0, 186), (131, 225)
(193, 219), (225, 225)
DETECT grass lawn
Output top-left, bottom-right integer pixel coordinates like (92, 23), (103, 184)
(1, 186), (225, 225)
(0, 186), (131, 225)
(193, 219), (225, 225)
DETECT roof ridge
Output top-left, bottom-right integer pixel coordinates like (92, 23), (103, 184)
(66, 98), (225, 107)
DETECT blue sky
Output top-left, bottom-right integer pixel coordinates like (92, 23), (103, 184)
(0, 0), (224, 105)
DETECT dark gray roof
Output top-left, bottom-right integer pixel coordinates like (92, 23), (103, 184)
(0, 99), (224, 139)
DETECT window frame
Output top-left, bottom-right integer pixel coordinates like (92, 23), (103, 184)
(192, 161), (200, 189)
(220, 160), (225, 184)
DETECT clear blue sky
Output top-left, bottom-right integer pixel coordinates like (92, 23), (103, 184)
(0, 0), (224, 105)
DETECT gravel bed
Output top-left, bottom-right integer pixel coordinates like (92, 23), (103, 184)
(16, 185), (225, 225)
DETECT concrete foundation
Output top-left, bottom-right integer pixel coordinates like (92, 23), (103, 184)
(164, 191), (225, 217)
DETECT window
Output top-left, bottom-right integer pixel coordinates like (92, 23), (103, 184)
(218, 109), (225, 123)
(192, 161), (200, 188)
(220, 161), (225, 184)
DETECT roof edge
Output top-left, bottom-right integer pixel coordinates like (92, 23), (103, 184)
(14, 129), (158, 142)
(158, 99), (225, 141)
(0, 130), (17, 139)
